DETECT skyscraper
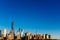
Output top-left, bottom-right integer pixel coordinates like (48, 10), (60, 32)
(12, 21), (14, 31)
(0, 30), (1, 37)
(11, 21), (15, 35)
(8, 21), (15, 40)
(45, 34), (48, 39)
(21, 29), (24, 37)
(48, 35), (51, 39)
(17, 28), (21, 40)
(2, 29), (7, 37)
(4, 29), (7, 37)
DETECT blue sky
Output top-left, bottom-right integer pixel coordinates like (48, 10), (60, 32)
(0, 0), (60, 39)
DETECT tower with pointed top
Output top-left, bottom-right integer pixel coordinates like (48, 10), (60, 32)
(19, 28), (20, 32)
(12, 21), (14, 31)
(8, 21), (15, 40)
(11, 21), (14, 35)
(0, 30), (1, 37)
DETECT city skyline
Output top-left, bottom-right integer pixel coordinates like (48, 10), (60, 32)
(0, 21), (60, 39)
(0, 0), (60, 39)
(0, 23), (52, 40)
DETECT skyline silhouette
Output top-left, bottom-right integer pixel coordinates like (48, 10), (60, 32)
(0, 0), (60, 39)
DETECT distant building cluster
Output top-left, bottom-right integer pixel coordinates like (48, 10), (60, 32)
(0, 22), (51, 40)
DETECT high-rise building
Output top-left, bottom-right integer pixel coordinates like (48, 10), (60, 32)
(42, 34), (44, 39)
(7, 21), (15, 40)
(17, 28), (20, 35)
(0, 30), (1, 37)
(18, 28), (20, 32)
(45, 34), (48, 39)
(25, 33), (28, 40)
(11, 21), (14, 31)
(2, 29), (7, 37)
(11, 21), (15, 35)
(21, 29), (24, 37)
(48, 35), (51, 39)
(17, 28), (21, 40)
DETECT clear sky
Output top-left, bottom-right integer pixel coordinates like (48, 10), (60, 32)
(0, 0), (60, 39)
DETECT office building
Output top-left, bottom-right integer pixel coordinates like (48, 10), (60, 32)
(17, 28), (21, 40)
(0, 30), (1, 37)
(45, 34), (48, 39)
(11, 21), (14, 34)
(48, 35), (51, 39)
(2, 29), (7, 37)
(21, 29), (24, 37)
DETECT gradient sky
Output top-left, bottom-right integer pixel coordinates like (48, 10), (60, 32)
(0, 0), (60, 39)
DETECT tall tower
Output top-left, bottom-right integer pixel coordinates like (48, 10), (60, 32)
(3, 29), (7, 37)
(21, 29), (24, 37)
(8, 21), (14, 40)
(0, 30), (1, 37)
(19, 28), (20, 32)
(12, 21), (14, 31)
(11, 21), (14, 37)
